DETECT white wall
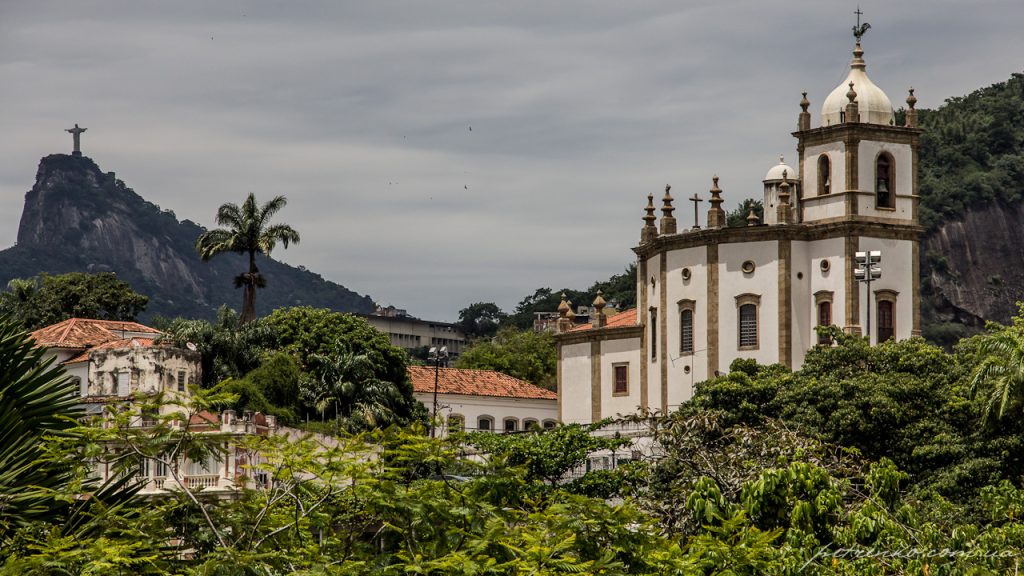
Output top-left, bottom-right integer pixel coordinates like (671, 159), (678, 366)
(559, 342), (592, 425)
(857, 237), (915, 344)
(644, 254), (662, 412)
(718, 241), (779, 368)
(417, 392), (557, 436)
(664, 246), (708, 404)
(600, 336), (643, 418)
(801, 142), (846, 220)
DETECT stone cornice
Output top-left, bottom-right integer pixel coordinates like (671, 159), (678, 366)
(555, 324), (642, 346)
(793, 123), (922, 148)
(633, 219), (923, 259)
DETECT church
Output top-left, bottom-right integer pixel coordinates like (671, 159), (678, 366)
(555, 32), (923, 425)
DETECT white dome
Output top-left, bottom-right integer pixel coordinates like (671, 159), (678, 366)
(821, 43), (894, 126)
(764, 156), (795, 181)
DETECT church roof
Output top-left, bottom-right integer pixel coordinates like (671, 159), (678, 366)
(821, 42), (894, 126)
(407, 366), (556, 400)
(764, 156), (796, 181)
(568, 308), (638, 332)
(31, 318), (162, 349)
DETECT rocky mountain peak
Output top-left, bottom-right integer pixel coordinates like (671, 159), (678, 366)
(1, 154), (374, 321)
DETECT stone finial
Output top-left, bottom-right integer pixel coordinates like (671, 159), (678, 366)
(641, 193), (658, 243)
(557, 293), (570, 315)
(798, 91), (811, 131)
(707, 175), (726, 229)
(746, 209), (760, 226)
(660, 184), (677, 235)
(777, 171), (793, 224)
(845, 82), (859, 123)
(592, 290), (607, 328)
(905, 87), (918, 128)
(556, 293), (572, 333)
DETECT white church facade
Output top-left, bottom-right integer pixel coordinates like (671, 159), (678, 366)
(556, 36), (923, 425)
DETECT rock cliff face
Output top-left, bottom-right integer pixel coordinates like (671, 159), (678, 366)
(0, 154), (375, 321)
(921, 201), (1024, 340)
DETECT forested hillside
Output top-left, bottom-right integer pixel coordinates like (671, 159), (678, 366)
(917, 72), (1024, 343)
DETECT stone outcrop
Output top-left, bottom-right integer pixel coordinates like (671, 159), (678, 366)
(0, 154), (375, 320)
(921, 200), (1024, 336)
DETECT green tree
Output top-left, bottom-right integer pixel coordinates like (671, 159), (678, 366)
(261, 306), (425, 429)
(968, 303), (1024, 421)
(0, 272), (148, 330)
(0, 317), (84, 542)
(157, 306), (269, 387)
(456, 327), (557, 390)
(725, 198), (764, 227)
(195, 193), (300, 324)
(457, 301), (506, 340)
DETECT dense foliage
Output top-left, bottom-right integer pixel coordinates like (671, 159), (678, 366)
(0, 272), (148, 330)
(7, 307), (1024, 572)
(456, 327), (558, 390)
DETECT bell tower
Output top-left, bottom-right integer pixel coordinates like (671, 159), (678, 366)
(793, 32), (921, 226)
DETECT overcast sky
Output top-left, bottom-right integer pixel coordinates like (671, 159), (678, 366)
(2, 1), (1022, 321)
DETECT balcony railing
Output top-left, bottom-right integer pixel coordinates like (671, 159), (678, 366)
(185, 474), (220, 489)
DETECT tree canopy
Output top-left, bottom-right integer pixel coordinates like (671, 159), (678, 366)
(455, 327), (557, 390)
(0, 272), (148, 330)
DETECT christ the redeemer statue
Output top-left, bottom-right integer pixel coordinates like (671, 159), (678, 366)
(66, 124), (87, 156)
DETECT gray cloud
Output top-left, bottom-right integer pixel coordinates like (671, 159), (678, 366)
(2, 0), (1022, 320)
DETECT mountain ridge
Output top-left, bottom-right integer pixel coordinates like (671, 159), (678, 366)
(0, 154), (375, 321)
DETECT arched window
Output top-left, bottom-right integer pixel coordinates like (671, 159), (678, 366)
(477, 416), (494, 432)
(447, 414), (465, 433)
(679, 300), (695, 355)
(542, 419), (557, 430)
(876, 153), (894, 208)
(503, 418), (518, 433)
(523, 418), (539, 431)
(817, 154), (831, 196)
(735, 294), (761, 350)
(817, 301), (832, 345)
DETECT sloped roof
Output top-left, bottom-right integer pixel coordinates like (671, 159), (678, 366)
(64, 337), (157, 364)
(30, 318), (161, 349)
(569, 308), (638, 332)
(407, 366), (556, 400)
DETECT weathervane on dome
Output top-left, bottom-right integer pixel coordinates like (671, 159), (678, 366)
(852, 6), (871, 41)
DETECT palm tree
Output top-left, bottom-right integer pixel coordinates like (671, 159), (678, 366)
(969, 313), (1024, 423)
(311, 343), (404, 433)
(0, 316), (82, 540)
(196, 193), (300, 324)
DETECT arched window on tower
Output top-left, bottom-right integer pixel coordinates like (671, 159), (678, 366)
(817, 154), (831, 196)
(875, 153), (894, 208)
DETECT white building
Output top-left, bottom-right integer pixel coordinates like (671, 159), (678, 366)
(556, 34), (923, 425)
(408, 366), (558, 435)
(31, 318), (280, 494)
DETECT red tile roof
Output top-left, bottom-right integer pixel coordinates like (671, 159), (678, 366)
(31, 318), (161, 349)
(64, 337), (157, 364)
(407, 366), (556, 400)
(569, 308), (638, 332)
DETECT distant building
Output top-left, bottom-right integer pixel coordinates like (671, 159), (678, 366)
(408, 366), (557, 436)
(362, 307), (466, 358)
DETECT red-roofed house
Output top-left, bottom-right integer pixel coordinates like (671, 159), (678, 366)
(407, 366), (557, 435)
(31, 318), (201, 401)
(30, 318), (285, 495)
